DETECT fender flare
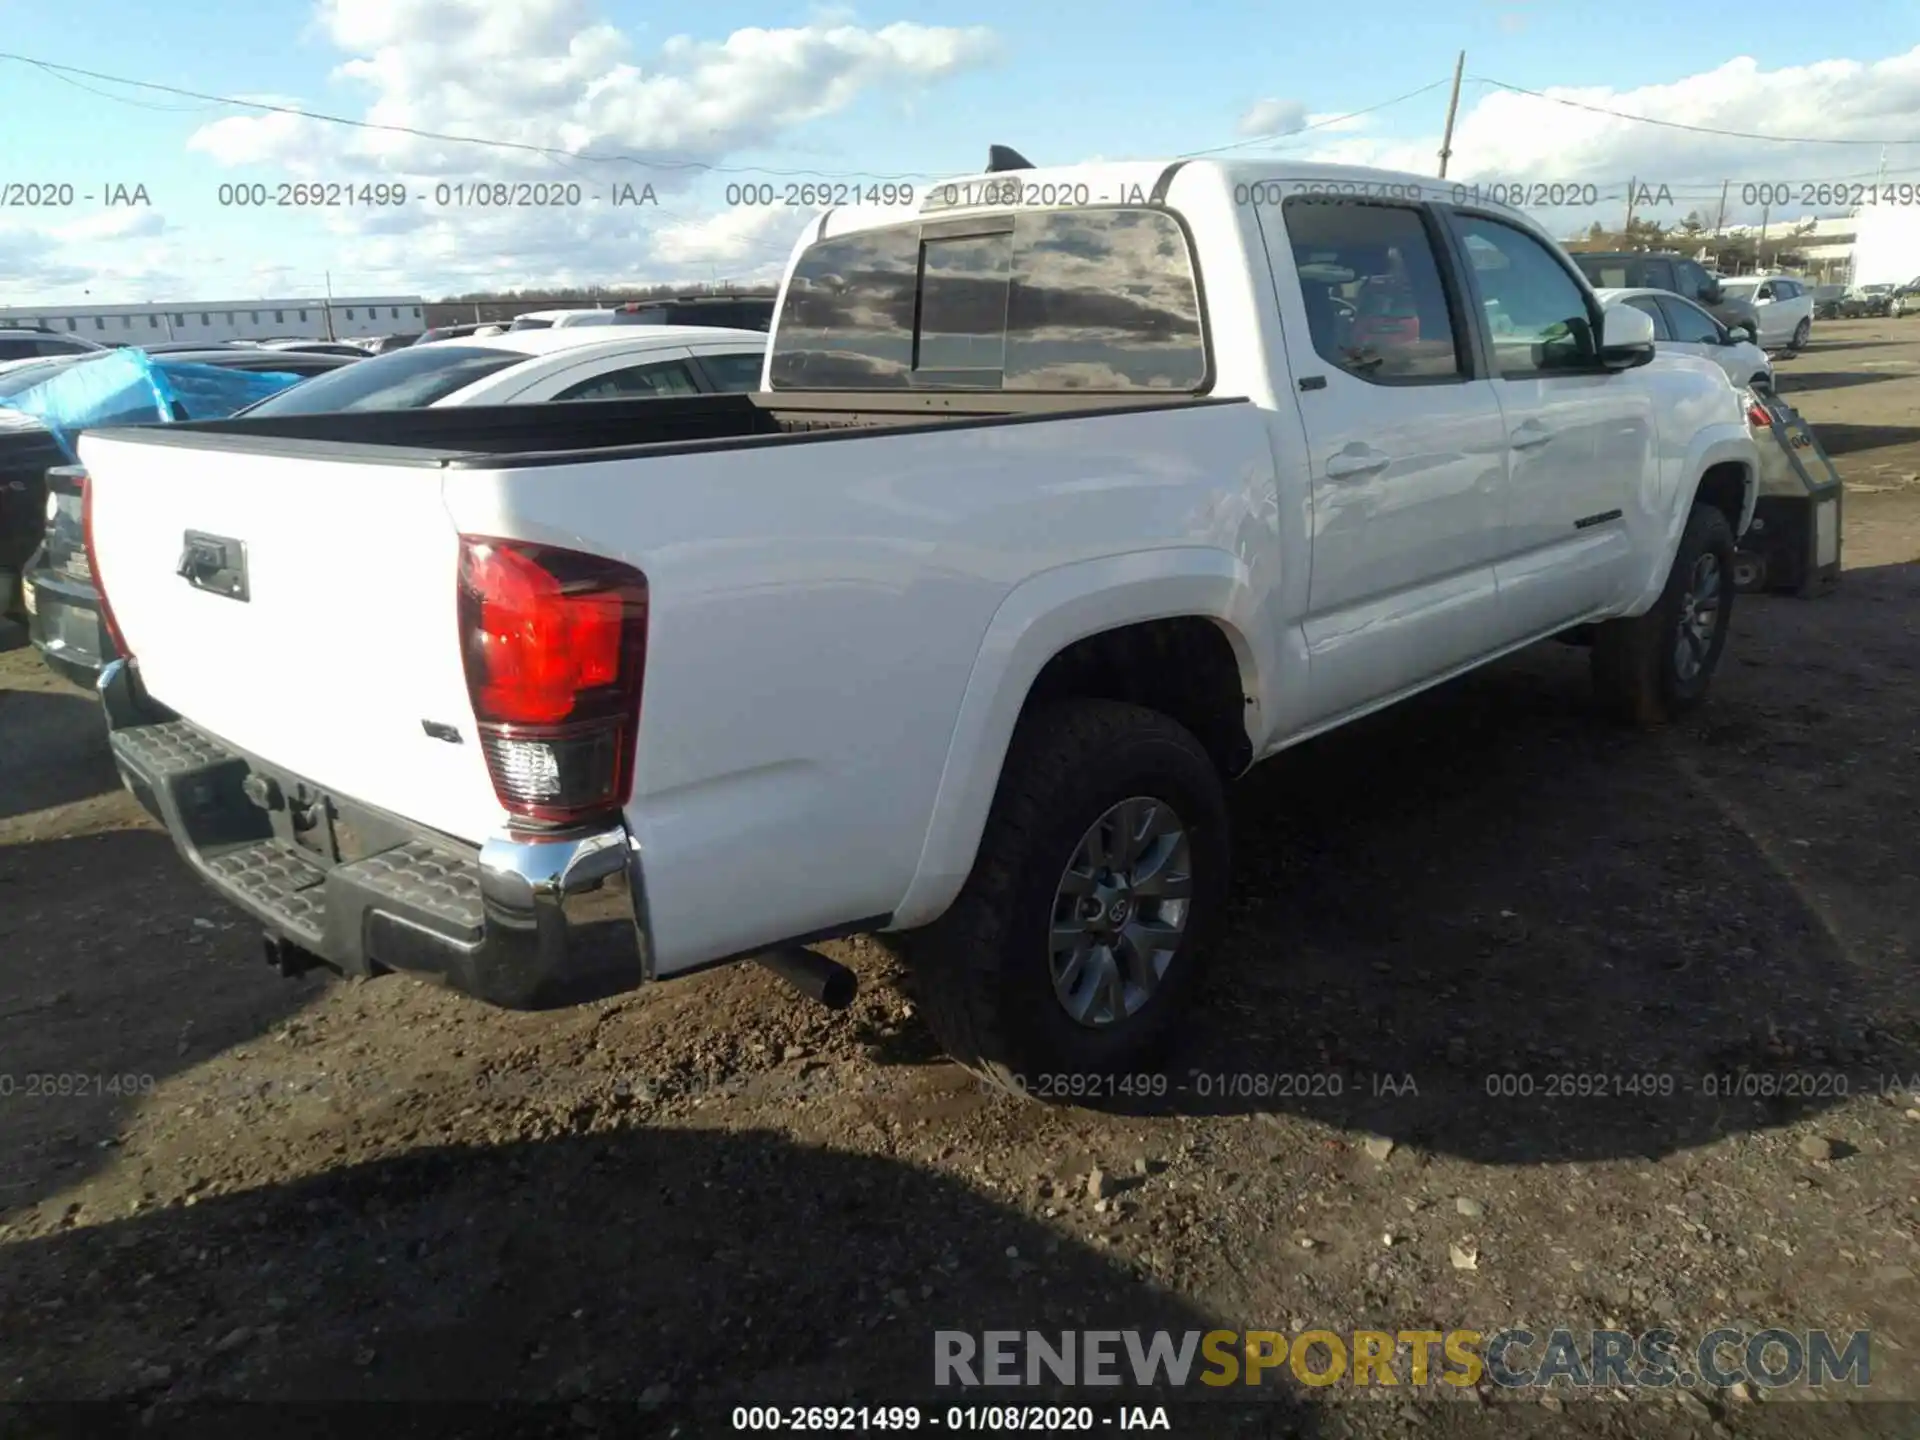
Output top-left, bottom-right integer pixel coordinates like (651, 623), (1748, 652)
(1625, 423), (1757, 614)
(887, 547), (1258, 929)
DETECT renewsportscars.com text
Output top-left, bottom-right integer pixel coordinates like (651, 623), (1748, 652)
(934, 1328), (1871, 1390)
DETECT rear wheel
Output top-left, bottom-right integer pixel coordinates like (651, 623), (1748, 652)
(906, 700), (1230, 1099)
(1790, 318), (1811, 350)
(1591, 503), (1736, 726)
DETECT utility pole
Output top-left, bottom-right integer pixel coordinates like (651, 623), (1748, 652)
(1623, 177), (1637, 239)
(1713, 179), (1729, 238)
(323, 270), (337, 341)
(1437, 51), (1465, 179)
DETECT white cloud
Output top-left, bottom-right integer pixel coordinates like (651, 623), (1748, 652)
(0, 210), (184, 304)
(172, 0), (997, 295)
(1298, 48), (1920, 229)
(189, 1), (995, 180)
(649, 205), (814, 269)
(1237, 98), (1308, 139)
(55, 210), (169, 244)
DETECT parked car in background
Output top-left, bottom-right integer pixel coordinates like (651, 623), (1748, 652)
(234, 324), (768, 416)
(506, 296), (778, 333)
(18, 347), (359, 680)
(256, 339), (375, 357)
(1594, 287), (1773, 391)
(74, 157), (1758, 1089)
(1812, 284), (1849, 320)
(363, 334), (421, 355)
(1569, 251), (1761, 339)
(506, 308), (618, 331)
(605, 295), (777, 331)
(0, 326), (110, 362)
(416, 322), (489, 344)
(1713, 275), (1815, 350)
(1889, 278), (1920, 317)
(1841, 283), (1895, 318)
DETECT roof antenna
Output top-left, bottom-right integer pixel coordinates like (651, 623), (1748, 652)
(986, 145), (1033, 173)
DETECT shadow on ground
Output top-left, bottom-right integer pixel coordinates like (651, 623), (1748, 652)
(892, 564), (1919, 1163)
(0, 687), (119, 820)
(1808, 422), (1920, 458)
(0, 830), (325, 1215)
(0, 1127), (1320, 1430)
(1776, 370), (1917, 397)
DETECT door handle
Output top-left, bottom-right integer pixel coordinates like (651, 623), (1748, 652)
(1324, 447), (1390, 479)
(1510, 422), (1553, 451)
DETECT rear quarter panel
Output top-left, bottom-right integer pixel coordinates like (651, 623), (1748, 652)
(443, 401), (1280, 972)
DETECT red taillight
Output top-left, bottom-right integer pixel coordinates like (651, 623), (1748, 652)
(1747, 399), (1773, 429)
(78, 470), (130, 659)
(457, 537), (648, 828)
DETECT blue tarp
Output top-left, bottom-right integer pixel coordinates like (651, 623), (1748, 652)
(0, 348), (306, 461)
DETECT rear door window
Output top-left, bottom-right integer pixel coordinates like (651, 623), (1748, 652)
(1271, 198), (1464, 381)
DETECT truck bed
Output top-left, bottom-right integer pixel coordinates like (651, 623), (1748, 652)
(96, 389), (1237, 466)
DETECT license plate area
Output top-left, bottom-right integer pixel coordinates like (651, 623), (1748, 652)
(241, 768), (383, 867)
(177, 529), (249, 602)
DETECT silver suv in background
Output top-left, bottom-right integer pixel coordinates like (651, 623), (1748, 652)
(1715, 275), (1815, 350)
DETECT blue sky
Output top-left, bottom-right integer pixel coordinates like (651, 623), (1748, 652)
(3, 0), (1919, 304)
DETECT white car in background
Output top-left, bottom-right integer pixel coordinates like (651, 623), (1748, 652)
(507, 308), (620, 331)
(1594, 287), (1774, 391)
(239, 325), (766, 415)
(1712, 274), (1815, 351)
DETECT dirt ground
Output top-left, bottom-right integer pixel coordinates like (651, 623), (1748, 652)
(1, 321), (1917, 1438)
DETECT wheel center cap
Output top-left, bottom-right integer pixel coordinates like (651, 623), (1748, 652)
(1108, 897), (1131, 924)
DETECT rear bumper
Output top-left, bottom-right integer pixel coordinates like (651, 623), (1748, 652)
(99, 659), (654, 1009)
(25, 563), (109, 688)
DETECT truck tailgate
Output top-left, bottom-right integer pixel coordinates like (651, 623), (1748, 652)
(78, 432), (506, 844)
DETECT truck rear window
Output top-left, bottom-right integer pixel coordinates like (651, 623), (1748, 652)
(769, 207), (1207, 391)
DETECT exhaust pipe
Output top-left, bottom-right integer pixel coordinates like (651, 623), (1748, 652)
(756, 946), (857, 1010)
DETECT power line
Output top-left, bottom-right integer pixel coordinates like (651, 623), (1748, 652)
(0, 47), (1447, 184)
(0, 50), (932, 182)
(1472, 75), (1920, 147)
(1178, 79), (1452, 159)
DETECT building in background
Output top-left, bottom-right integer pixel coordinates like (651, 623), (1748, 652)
(1847, 207), (1920, 287)
(0, 297), (426, 344)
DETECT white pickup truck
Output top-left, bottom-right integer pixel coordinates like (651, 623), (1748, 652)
(78, 158), (1757, 1095)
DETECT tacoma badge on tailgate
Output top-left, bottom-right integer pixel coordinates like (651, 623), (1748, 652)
(176, 530), (249, 601)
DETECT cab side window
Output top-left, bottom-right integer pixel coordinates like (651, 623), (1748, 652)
(1275, 198), (1463, 382)
(1447, 214), (1600, 376)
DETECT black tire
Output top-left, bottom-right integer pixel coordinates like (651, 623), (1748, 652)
(1791, 318), (1811, 350)
(905, 699), (1230, 1099)
(1590, 502), (1736, 726)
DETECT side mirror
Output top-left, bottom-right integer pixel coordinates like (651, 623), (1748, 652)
(1727, 320), (1758, 344)
(1701, 280), (1723, 305)
(1599, 302), (1657, 370)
